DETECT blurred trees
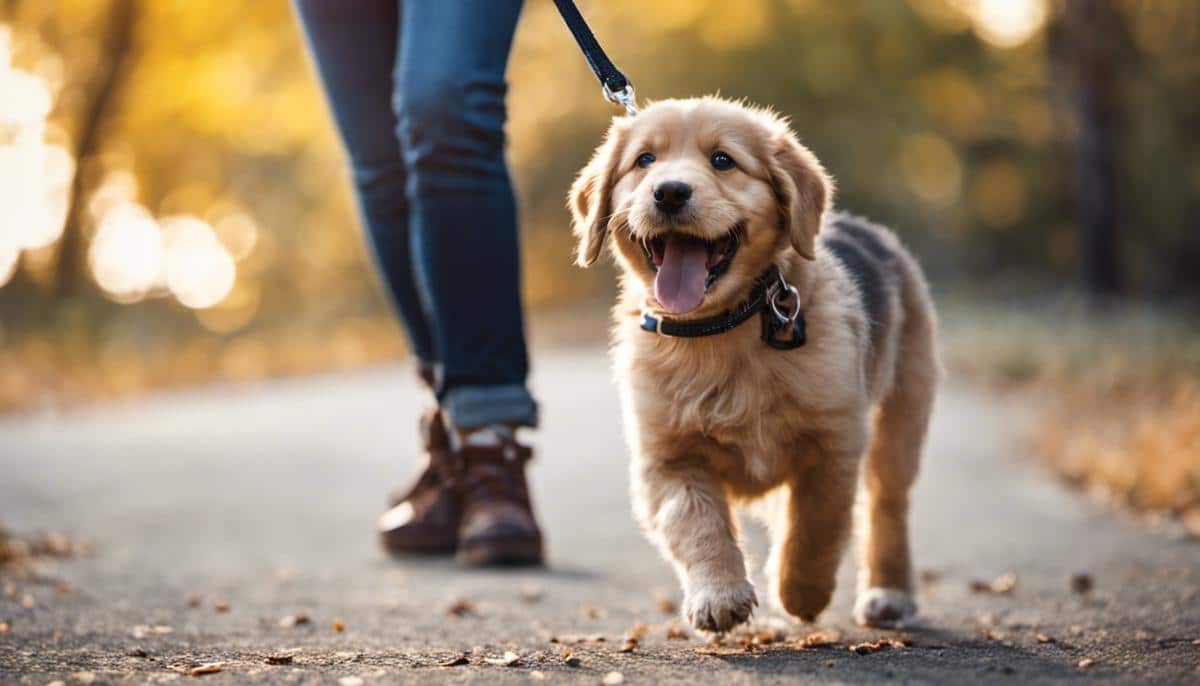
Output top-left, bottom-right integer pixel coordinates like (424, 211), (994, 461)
(0, 0), (1197, 408)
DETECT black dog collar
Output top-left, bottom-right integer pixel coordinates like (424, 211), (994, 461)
(640, 265), (807, 349)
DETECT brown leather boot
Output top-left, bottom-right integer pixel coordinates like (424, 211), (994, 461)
(377, 409), (461, 555)
(454, 433), (544, 567)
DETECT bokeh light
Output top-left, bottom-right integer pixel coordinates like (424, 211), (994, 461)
(161, 215), (236, 309)
(89, 202), (163, 303)
(966, 0), (1048, 48)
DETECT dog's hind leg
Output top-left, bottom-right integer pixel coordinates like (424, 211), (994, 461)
(854, 265), (938, 627)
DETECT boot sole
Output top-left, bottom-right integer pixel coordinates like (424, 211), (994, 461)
(456, 537), (543, 567)
(379, 534), (458, 557)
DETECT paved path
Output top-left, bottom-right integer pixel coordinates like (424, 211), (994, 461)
(1, 348), (1198, 684)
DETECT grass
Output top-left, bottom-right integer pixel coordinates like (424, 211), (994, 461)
(940, 295), (1200, 531)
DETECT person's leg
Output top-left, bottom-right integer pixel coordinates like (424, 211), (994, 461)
(294, 1), (461, 556)
(393, 0), (536, 431)
(292, 0), (434, 372)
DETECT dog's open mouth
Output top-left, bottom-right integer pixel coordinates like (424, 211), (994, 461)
(640, 224), (742, 314)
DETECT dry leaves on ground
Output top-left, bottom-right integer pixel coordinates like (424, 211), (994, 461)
(278, 612), (311, 628)
(970, 572), (1017, 595)
(131, 625), (174, 639)
(1070, 573), (1094, 593)
(620, 623), (651, 652)
(656, 594), (677, 614)
(796, 629), (842, 648)
(445, 599), (477, 618)
(438, 653), (469, 667)
(549, 633), (606, 644)
(331, 617), (345, 632)
(848, 638), (909, 655)
(170, 662), (222, 677)
(483, 651), (522, 667)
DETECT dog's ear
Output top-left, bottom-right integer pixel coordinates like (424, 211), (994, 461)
(768, 130), (833, 261)
(569, 121), (629, 267)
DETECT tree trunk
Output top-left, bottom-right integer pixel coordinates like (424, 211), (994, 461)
(1050, 0), (1129, 300)
(54, 0), (137, 297)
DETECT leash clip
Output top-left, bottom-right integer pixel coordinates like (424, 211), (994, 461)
(761, 272), (806, 350)
(603, 82), (639, 116)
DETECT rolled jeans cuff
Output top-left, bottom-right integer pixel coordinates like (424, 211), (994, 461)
(441, 384), (538, 430)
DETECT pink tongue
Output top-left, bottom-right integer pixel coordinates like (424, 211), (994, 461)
(654, 235), (709, 314)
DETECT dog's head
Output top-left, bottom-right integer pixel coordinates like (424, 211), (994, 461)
(570, 97), (832, 317)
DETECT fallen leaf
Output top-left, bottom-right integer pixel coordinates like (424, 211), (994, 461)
(602, 672), (625, 685)
(188, 663), (223, 676)
(1036, 633), (1055, 644)
(619, 639), (637, 653)
(748, 627), (786, 645)
(979, 629), (1004, 641)
(1070, 573), (1094, 594)
(438, 654), (469, 667)
(1077, 658), (1095, 670)
(445, 599), (477, 618)
(331, 617), (345, 632)
(131, 625), (174, 639)
(550, 633), (606, 644)
(848, 638), (907, 655)
(970, 572), (1017, 595)
(213, 600), (229, 613)
(484, 651), (522, 667)
(520, 584), (543, 603)
(265, 654), (294, 665)
(797, 629), (842, 648)
(278, 612), (311, 628)
(656, 594), (677, 614)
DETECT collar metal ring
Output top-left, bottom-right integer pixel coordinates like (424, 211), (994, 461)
(770, 283), (801, 323)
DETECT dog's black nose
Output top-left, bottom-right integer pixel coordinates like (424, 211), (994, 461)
(653, 181), (692, 214)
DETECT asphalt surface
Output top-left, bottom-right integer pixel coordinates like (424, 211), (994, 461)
(1, 347), (1198, 684)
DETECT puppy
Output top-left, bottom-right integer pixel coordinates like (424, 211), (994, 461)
(569, 97), (939, 630)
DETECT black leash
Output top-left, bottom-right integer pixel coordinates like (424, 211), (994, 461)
(640, 265), (808, 350)
(552, 0), (639, 115)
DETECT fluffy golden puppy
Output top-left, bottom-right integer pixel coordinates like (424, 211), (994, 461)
(570, 97), (939, 631)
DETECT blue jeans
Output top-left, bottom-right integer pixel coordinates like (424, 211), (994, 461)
(294, 0), (536, 429)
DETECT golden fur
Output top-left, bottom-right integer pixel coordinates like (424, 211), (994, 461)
(570, 97), (939, 630)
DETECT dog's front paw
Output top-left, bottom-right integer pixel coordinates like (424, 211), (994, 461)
(853, 587), (916, 628)
(684, 578), (757, 633)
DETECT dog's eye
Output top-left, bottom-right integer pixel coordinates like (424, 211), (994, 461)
(710, 151), (735, 171)
(636, 152), (656, 169)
